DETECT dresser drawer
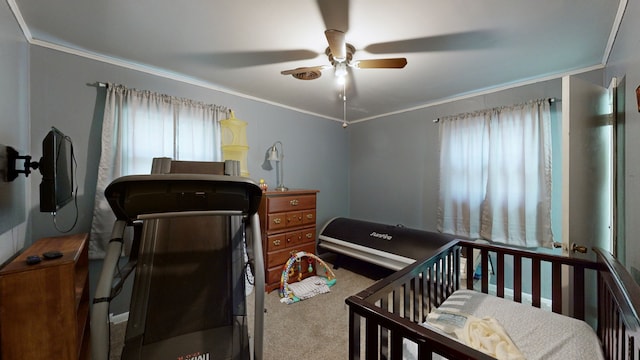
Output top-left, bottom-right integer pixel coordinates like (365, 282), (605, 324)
(302, 210), (316, 225)
(300, 227), (316, 243)
(267, 213), (288, 231)
(266, 243), (316, 276)
(266, 210), (309, 231)
(266, 233), (287, 252)
(259, 189), (319, 292)
(286, 211), (303, 228)
(267, 242), (316, 271)
(266, 260), (318, 288)
(267, 268), (283, 286)
(267, 194), (316, 213)
(267, 227), (316, 254)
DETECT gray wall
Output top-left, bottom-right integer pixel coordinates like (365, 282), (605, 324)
(22, 44), (351, 313)
(349, 79), (563, 234)
(25, 46), (350, 313)
(1, 0), (639, 313)
(27, 46), (350, 243)
(0, 2), (30, 265)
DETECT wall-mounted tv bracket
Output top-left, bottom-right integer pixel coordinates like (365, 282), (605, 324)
(5, 146), (39, 182)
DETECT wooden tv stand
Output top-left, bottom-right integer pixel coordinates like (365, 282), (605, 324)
(0, 233), (90, 359)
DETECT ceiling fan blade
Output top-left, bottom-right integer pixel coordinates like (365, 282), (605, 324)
(355, 58), (407, 69)
(325, 29), (347, 61)
(189, 50), (319, 68)
(316, 0), (349, 32)
(364, 30), (498, 54)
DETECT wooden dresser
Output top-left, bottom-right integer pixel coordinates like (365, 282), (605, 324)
(258, 189), (319, 292)
(0, 233), (90, 360)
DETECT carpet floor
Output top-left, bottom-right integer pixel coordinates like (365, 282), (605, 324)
(108, 255), (393, 360)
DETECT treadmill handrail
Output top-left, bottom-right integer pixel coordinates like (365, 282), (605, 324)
(105, 174), (263, 222)
(137, 210), (244, 220)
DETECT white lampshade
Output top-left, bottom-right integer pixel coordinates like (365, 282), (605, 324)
(267, 145), (280, 161)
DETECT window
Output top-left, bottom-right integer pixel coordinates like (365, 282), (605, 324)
(89, 84), (228, 258)
(437, 100), (554, 248)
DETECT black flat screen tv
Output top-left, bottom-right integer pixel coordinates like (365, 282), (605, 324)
(39, 127), (74, 213)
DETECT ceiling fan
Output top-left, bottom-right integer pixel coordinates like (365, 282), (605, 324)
(280, 29), (408, 81)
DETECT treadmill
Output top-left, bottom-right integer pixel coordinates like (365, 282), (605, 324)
(91, 159), (264, 360)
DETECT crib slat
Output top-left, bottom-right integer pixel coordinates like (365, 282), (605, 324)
(574, 266), (585, 320)
(551, 261), (562, 313)
(514, 254), (522, 303)
(390, 332), (403, 359)
(436, 259), (446, 304)
(447, 251), (454, 295)
(615, 309), (621, 360)
(433, 261), (440, 306)
(464, 246), (474, 289)
(599, 273), (614, 360)
(348, 307), (360, 360)
(380, 296), (389, 359)
(497, 252), (505, 298)
(481, 249), (489, 293)
(424, 267), (432, 313)
(393, 286), (400, 315)
(413, 275), (420, 322)
(454, 247), (461, 291)
(417, 342), (433, 360)
(409, 278), (416, 322)
(364, 319), (379, 360)
(532, 258), (541, 308)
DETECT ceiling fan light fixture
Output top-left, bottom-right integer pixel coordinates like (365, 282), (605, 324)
(335, 62), (348, 77)
(291, 70), (322, 80)
(341, 84), (348, 129)
(335, 62), (348, 85)
(333, 54), (346, 63)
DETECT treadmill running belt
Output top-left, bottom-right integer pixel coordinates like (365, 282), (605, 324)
(122, 215), (248, 359)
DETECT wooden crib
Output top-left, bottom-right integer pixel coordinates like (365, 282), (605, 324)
(346, 240), (640, 359)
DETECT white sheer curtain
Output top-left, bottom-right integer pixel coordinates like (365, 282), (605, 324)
(438, 99), (553, 248)
(89, 84), (228, 259)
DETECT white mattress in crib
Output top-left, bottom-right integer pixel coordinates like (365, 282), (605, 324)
(404, 289), (605, 360)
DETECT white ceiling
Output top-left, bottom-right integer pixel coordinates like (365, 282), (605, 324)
(9, 0), (624, 122)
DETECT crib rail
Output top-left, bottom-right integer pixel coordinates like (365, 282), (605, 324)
(345, 240), (627, 360)
(347, 241), (494, 360)
(594, 248), (640, 360)
(459, 240), (599, 318)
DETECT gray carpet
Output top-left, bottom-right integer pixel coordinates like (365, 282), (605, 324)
(108, 256), (393, 360)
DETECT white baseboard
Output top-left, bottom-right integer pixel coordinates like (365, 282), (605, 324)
(487, 284), (552, 311)
(109, 312), (129, 325)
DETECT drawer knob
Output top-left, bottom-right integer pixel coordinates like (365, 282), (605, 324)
(273, 218), (282, 224)
(290, 199), (299, 206)
(273, 239), (281, 246)
(306, 214), (313, 220)
(306, 233), (313, 239)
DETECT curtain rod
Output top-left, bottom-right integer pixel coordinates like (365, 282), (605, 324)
(94, 81), (234, 114)
(432, 97), (560, 123)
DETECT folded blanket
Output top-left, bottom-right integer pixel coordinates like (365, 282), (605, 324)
(427, 310), (524, 360)
(456, 315), (524, 360)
